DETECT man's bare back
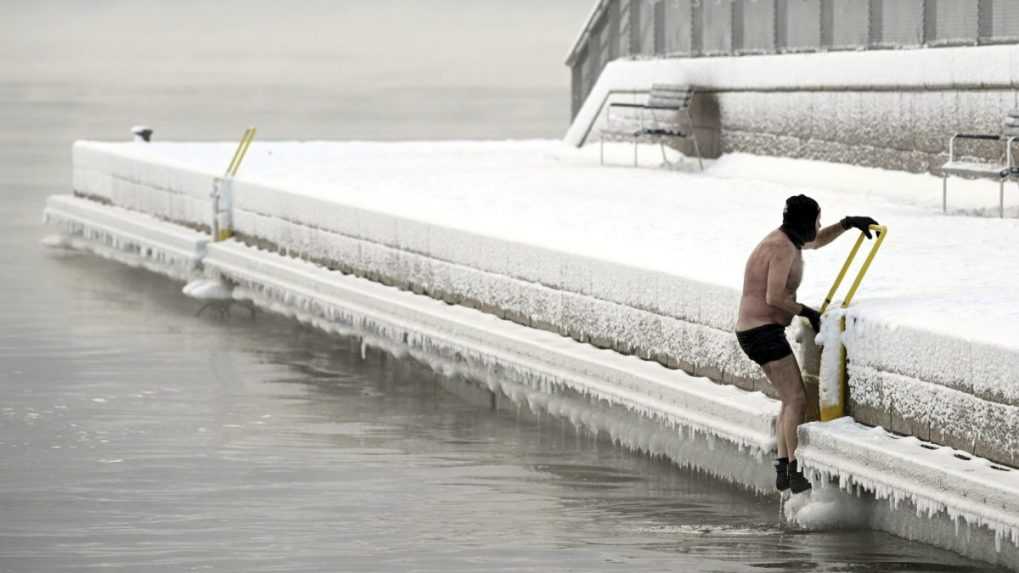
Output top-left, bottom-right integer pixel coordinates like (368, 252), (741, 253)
(736, 229), (803, 331)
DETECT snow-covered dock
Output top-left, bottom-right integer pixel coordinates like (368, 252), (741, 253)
(45, 138), (1019, 568)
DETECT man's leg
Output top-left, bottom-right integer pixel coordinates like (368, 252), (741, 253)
(775, 403), (789, 459)
(762, 354), (806, 459)
(762, 354), (812, 493)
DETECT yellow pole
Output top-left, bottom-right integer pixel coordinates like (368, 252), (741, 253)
(820, 233), (865, 314)
(818, 224), (888, 421)
(225, 127), (256, 178)
(214, 127), (256, 241)
(840, 226), (888, 309)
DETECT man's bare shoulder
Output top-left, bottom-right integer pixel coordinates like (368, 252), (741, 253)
(754, 229), (796, 257)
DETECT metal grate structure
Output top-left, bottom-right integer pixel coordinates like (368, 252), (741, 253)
(567, 0), (1019, 119)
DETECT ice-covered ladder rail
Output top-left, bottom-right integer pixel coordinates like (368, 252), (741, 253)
(818, 224), (888, 422)
(211, 127), (256, 242)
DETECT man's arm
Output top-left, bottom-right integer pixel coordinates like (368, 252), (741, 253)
(764, 247), (802, 315)
(805, 216), (880, 250)
(766, 244), (822, 331)
(804, 223), (846, 250)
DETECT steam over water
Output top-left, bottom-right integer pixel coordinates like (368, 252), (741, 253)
(0, 1), (999, 570)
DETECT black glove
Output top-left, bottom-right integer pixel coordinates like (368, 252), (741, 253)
(841, 216), (880, 239)
(798, 305), (821, 333)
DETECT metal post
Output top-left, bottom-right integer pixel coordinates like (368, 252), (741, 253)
(923, 0), (938, 46)
(868, 0), (883, 46)
(211, 127), (256, 242)
(1000, 178), (1005, 218)
(776, 0), (788, 51)
(942, 174), (948, 213)
(654, 0), (666, 54)
(732, 0), (744, 53)
(210, 178), (221, 241)
(821, 0), (834, 48)
(978, 0), (994, 41)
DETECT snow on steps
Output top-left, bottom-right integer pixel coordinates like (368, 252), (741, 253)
(797, 417), (1019, 568)
(42, 195), (208, 281)
(203, 239), (779, 491)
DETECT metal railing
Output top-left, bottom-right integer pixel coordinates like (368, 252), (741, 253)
(569, 0), (1019, 120)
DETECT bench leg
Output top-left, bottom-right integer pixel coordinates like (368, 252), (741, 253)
(691, 132), (704, 171)
(633, 137), (638, 167)
(942, 174), (948, 214)
(1000, 178), (1005, 218)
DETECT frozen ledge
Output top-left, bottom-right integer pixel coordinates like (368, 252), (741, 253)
(204, 239), (779, 468)
(797, 418), (1019, 556)
(43, 195), (208, 281)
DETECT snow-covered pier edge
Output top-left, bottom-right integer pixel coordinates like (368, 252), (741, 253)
(45, 140), (1019, 569)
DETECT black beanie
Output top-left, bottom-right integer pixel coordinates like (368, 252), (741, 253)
(781, 195), (820, 248)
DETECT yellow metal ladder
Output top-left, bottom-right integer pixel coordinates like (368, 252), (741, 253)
(817, 224), (888, 421)
(211, 127), (256, 242)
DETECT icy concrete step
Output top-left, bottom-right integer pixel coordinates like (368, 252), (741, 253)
(204, 240), (779, 454)
(798, 417), (1019, 550)
(43, 195), (209, 280)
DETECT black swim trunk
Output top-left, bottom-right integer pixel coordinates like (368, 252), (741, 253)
(735, 324), (792, 366)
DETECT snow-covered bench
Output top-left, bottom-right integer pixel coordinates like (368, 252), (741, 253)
(940, 112), (1019, 217)
(600, 83), (703, 170)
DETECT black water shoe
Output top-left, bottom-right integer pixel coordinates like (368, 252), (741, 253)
(788, 460), (812, 494)
(774, 457), (789, 492)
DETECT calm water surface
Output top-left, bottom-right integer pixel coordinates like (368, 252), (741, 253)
(0, 5), (1001, 571)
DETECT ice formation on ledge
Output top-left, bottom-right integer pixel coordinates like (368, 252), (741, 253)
(46, 136), (1019, 568)
(205, 239), (779, 492)
(182, 278), (232, 300)
(797, 418), (1019, 563)
(43, 195), (207, 282)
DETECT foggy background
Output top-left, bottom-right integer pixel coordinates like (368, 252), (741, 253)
(2, 0), (593, 141)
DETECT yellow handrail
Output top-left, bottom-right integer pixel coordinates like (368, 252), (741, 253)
(225, 127), (256, 178)
(840, 225), (888, 309)
(820, 235), (864, 314)
(819, 224), (888, 421)
(213, 127), (256, 241)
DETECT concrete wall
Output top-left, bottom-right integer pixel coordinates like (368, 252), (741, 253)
(568, 45), (1019, 174)
(681, 88), (1017, 174)
(71, 141), (1014, 467)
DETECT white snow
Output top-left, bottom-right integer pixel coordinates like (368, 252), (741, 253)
(796, 418), (1019, 565)
(564, 43), (1019, 146)
(69, 138), (1019, 341)
(65, 138), (1019, 441)
(182, 278), (232, 300)
(817, 307), (847, 415)
(54, 136), (1019, 565)
(783, 485), (872, 531)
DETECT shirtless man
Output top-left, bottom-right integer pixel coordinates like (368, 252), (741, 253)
(736, 195), (878, 493)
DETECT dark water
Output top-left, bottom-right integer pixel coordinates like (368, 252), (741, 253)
(0, 3), (1002, 571)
